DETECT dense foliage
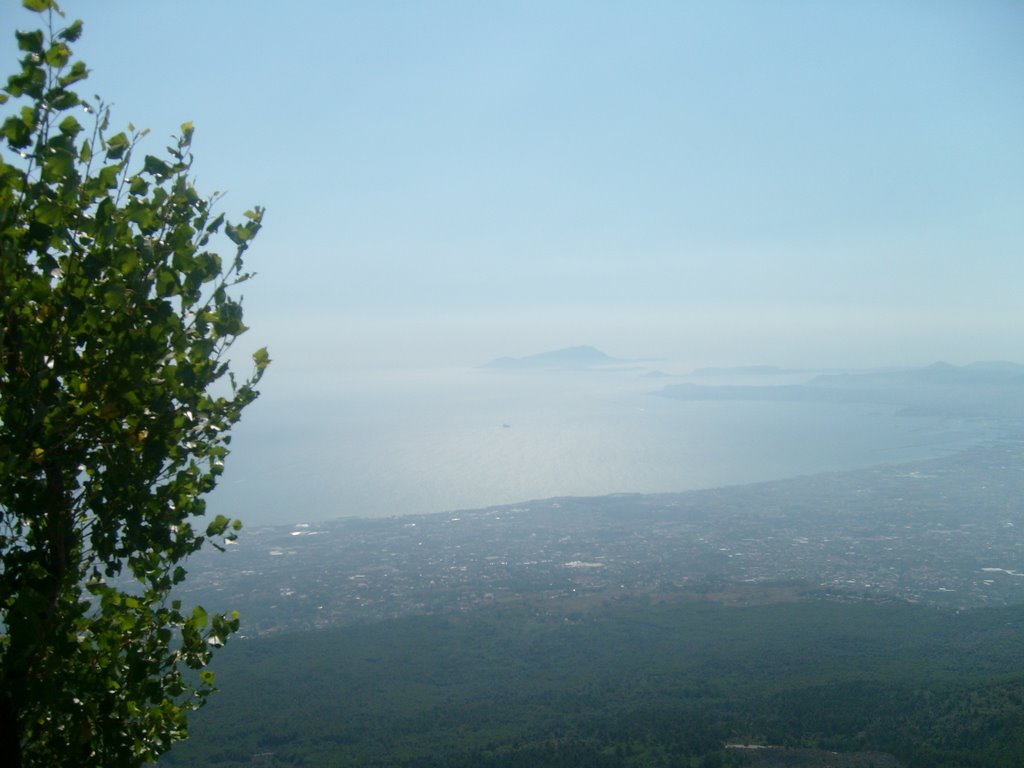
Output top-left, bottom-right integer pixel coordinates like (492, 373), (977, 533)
(165, 596), (1024, 767)
(0, 2), (267, 765)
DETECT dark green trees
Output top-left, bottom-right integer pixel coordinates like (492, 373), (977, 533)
(0, 2), (268, 765)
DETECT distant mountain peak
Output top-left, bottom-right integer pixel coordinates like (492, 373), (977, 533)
(482, 345), (619, 369)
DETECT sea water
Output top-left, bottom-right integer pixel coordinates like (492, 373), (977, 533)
(213, 367), (999, 526)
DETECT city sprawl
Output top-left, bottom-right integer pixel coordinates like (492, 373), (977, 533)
(182, 441), (1024, 634)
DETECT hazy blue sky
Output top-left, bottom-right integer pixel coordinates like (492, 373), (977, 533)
(8, 1), (1024, 380)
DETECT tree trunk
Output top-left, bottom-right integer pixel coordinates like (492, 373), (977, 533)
(0, 693), (22, 768)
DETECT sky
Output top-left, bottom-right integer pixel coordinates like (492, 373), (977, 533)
(5, 1), (1024, 383)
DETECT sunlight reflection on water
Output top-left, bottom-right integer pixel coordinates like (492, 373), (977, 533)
(215, 368), (997, 525)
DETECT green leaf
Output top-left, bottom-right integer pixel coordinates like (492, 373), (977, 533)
(22, 0), (55, 10)
(1, 115), (32, 148)
(97, 163), (120, 189)
(46, 88), (79, 110)
(58, 60), (87, 87)
(155, 267), (179, 297)
(41, 150), (74, 182)
(105, 131), (129, 160)
(126, 200), (157, 230)
(15, 30), (45, 53)
(205, 515), (230, 537)
(190, 606), (209, 630)
(224, 222), (252, 246)
(252, 347), (271, 373)
(59, 19), (83, 42)
(143, 154), (172, 178)
(58, 114), (81, 136)
(6, 62), (47, 99)
(101, 283), (126, 309)
(128, 175), (148, 196)
(34, 200), (63, 226)
(44, 42), (72, 68)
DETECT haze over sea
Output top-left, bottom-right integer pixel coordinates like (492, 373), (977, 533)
(10, 3), (1013, 534)
(17, 3), (1017, 529)
(213, 361), (999, 527)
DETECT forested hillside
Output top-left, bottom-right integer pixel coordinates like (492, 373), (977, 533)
(164, 596), (1024, 767)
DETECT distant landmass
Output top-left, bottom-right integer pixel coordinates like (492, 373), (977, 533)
(661, 361), (1024, 419)
(689, 364), (807, 376)
(481, 345), (621, 369)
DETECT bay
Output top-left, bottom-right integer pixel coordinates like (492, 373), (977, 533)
(212, 367), (999, 526)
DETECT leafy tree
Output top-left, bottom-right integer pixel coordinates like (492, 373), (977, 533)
(0, 2), (269, 765)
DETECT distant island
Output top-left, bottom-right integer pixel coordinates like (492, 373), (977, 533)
(481, 345), (621, 370)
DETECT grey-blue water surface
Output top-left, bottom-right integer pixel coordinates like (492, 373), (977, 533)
(212, 367), (999, 526)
